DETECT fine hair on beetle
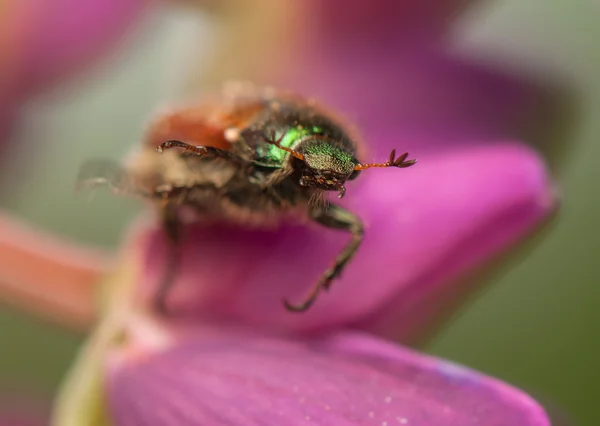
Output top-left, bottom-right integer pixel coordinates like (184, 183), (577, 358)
(77, 82), (416, 313)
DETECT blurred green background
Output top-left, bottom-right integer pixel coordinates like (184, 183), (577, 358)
(1, 0), (598, 424)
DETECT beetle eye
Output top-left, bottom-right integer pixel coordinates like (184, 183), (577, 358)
(348, 169), (361, 180)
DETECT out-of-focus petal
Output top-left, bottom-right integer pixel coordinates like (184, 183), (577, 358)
(0, 211), (110, 330)
(304, 0), (478, 48)
(0, 0), (151, 157)
(182, 0), (540, 146)
(271, 48), (543, 146)
(106, 323), (550, 426)
(3, 0), (151, 98)
(191, 2), (541, 145)
(133, 142), (555, 340)
(0, 2), (26, 152)
(0, 2), (27, 95)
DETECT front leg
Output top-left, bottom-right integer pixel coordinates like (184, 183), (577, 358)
(283, 204), (364, 312)
(157, 140), (240, 163)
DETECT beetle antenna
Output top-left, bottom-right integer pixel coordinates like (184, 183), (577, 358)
(354, 149), (416, 171)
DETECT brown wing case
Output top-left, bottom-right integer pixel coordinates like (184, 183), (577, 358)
(142, 83), (367, 159)
(143, 93), (265, 151)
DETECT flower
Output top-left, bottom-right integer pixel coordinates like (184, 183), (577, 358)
(0, 1), (561, 425)
(97, 1), (557, 424)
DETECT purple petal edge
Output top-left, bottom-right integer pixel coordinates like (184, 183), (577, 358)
(106, 326), (550, 426)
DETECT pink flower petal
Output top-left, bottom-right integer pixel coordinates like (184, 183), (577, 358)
(134, 142), (555, 340)
(251, 2), (543, 146)
(0, 0), (150, 155)
(302, 0), (476, 47)
(107, 326), (550, 426)
(270, 47), (543, 146)
(7, 0), (151, 97)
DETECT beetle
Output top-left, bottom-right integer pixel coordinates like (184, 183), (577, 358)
(78, 82), (416, 313)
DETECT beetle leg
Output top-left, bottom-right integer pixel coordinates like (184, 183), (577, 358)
(283, 204), (364, 312)
(77, 160), (183, 314)
(157, 140), (239, 162)
(152, 203), (182, 315)
(149, 182), (221, 314)
(76, 159), (137, 197)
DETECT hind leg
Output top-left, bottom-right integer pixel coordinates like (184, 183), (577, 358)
(152, 203), (181, 314)
(150, 183), (224, 314)
(76, 162), (216, 314)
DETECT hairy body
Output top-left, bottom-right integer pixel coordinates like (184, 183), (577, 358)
(79, 83), (416, 312)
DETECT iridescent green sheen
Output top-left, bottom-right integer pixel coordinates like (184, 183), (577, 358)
(255, 127), (313, 165)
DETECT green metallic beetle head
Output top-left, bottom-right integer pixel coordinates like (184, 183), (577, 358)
(293, 139), (360, 198)
(264, 125), (416, 199)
